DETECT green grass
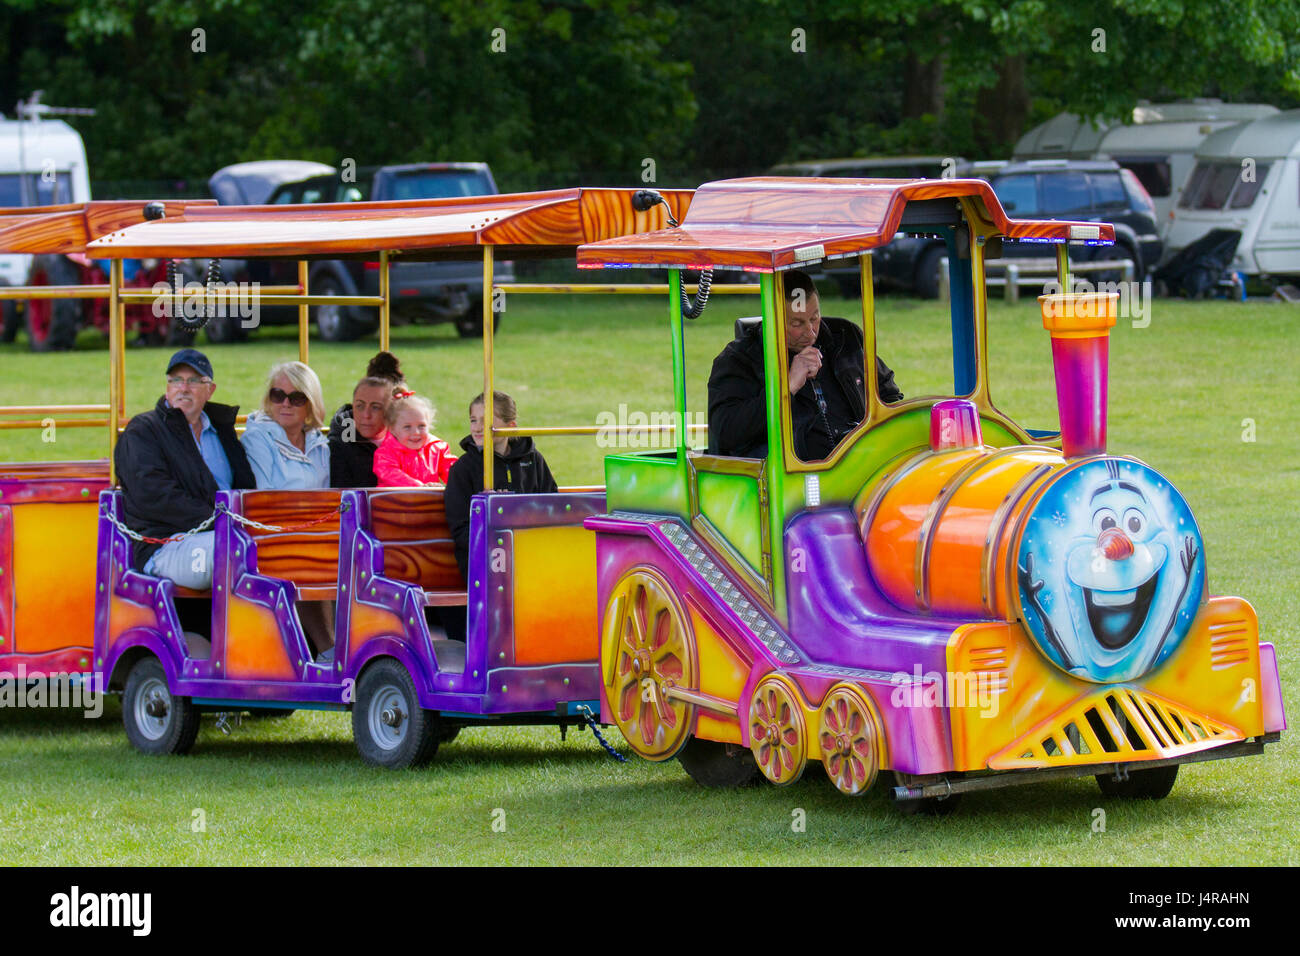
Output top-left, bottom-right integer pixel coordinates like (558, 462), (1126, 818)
(0, 292), (1297, 865)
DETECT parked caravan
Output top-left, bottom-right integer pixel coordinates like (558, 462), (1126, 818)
(1165, 109), (1300, 280)
(1015, 101), (1279, 226)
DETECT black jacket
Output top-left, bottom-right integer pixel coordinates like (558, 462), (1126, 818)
(707, 316), (902, 460)
(114, 397), (256, 570)
(328, 403), (381, 488)
(444, 434), (558, 576)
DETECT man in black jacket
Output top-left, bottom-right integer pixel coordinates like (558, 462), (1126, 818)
(707, 270), (902, 461)
(114, 349), (256, 589)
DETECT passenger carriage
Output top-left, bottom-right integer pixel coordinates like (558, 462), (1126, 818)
(575, 177), (1286, 808)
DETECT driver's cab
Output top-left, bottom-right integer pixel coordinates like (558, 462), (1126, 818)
(579, 177), (1115, 622)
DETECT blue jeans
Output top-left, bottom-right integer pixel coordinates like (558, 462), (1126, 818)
(144, 532), (216, 590)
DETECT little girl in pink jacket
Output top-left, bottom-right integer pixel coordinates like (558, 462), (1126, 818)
(372, 392), (457, 486)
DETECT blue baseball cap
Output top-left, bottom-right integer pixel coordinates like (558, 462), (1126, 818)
(166, 348), (214, 380)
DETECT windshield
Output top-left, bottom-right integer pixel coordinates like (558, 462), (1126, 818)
(0, 172), (74, 206)
(384, 169), (494, 200)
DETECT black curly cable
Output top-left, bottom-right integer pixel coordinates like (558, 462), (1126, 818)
(681, 268), (712, 320)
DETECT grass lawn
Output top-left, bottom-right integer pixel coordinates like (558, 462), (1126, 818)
(0, 290), (1296, 865)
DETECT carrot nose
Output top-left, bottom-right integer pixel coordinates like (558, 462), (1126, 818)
(1099, 526), (1134, 560)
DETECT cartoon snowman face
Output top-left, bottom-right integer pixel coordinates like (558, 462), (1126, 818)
(1017, 459), (1204, 683)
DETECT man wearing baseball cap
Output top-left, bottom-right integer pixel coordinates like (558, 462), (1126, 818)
(114, 349), (256, 589)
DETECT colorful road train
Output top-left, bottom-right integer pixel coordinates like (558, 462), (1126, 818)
(0, 180), (1285, 810)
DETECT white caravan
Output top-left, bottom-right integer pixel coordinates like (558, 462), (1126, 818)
(1014, 101), (1279, 228)
(1164, 109), (1300, 279)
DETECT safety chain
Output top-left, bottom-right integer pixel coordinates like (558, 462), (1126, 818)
(576, 704), (627, 763)
(215, 499), (350, 533)
(104, 509), (215, 545)
(104, 500), (349, 545)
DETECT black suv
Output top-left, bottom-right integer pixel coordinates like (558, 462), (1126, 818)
(208, 162), (512, 341)
(871, 159), (1163, 297)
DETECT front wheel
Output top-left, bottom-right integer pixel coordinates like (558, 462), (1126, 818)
(1096, 763), (1178, 799)
(123, 657), (200, 755)
(352, 659), (439, 768)
(314, 275), (372, 342)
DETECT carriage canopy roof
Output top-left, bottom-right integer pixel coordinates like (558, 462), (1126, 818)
(83, 188), (691, 261)
(575, 177), (1115, 273)
(0, 200), (215, 256)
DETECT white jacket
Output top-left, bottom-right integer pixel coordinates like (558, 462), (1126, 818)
(240, 411), (330, 490)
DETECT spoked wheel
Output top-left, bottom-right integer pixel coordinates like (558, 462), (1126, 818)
(352, 659), (439, 768)
(748, 675), (807, 785)
(122, 658), (200, 755)
(1096, 763), (1178, 799)
(818, 684), (882, 796)
(601, 567), (697, 761)
(677, 737), (761, 788)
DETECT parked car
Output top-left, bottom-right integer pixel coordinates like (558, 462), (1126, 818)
(871, 159), (1163, 297)
(1164, 109), (1300, 281)
(223, 162), (514, 341)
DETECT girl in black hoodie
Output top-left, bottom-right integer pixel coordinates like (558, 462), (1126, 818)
(443, 390), (558, 579)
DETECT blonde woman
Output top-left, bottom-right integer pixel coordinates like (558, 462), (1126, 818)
(241, 361), (330, 489)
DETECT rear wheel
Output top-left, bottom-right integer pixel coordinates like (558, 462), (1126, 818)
(352, 659), (439, 768)
(454, 297), (501, 338)
(677, 737), (761, 788)
(0, 285), (19, 343)
(25, 255), (83, 351)
(913, 246), (946, 300)
(123, 657), (200, 756)
(1096, 763), (1178, 799)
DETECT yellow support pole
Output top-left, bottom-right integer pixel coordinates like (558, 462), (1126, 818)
(379, 251), (391, 353)
(109, 259), (122, 484)
(298, 260), (309, 364)
(1057, 244), (1070, 291)
(116, 265), (127, 418)
(482, 247), (495, 493)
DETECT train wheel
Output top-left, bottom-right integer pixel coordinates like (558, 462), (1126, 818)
(748, 676), (807, 785)
(352, 659), (439, 769)
(601, 567), (696, 761)
(818, 684), (882, 796)
(1096, 764), (1178, 799)
(677, 737), (761, 788)
(123, 658), (200, 756)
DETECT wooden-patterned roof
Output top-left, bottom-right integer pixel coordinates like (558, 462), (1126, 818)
(0, 200), (215, 255)
(576, 177), (1117, 272)
(84, 188), (692, 260)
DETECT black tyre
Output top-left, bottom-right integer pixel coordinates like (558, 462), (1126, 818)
(165, 324), (197, 347)
(314, 275), (372, 342)
(0, 284), (19, 343)
(454, 297), (501, 338)
(123, 657), (200, 756)
(913, 246), (946, 300)
(1097, 245), (1140, 286)
(438, 726), (460, 745)
(25, 255), (83, 351)
(1096, 763), (1178, 799)
(203, 311), (248, 343)
(352, 659), (439, 768)
(677, 737), (761, 788)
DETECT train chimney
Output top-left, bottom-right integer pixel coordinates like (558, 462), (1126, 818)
(1038, 292), (1119, 458)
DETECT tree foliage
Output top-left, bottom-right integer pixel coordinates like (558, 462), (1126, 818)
(1, 0), (1297, 190)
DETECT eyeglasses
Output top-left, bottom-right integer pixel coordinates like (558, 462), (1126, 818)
(268, 388), (309, 407)
(167, 375), (211, 388)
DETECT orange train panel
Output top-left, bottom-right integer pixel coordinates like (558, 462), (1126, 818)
(862, 447), (1065, 619)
